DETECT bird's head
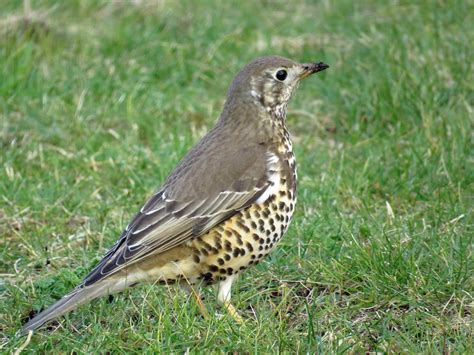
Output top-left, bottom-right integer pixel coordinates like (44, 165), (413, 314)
(225, 56), (329, 118)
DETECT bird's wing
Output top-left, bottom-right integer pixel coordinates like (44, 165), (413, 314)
(82, 141), (276, 286)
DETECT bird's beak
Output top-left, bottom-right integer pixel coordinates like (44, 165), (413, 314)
(299, 62), (329, 79)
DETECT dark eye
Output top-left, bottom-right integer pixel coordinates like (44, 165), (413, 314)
(275, 69), (287, 81)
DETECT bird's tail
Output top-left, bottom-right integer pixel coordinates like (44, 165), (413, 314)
(18, 279), (120, 336)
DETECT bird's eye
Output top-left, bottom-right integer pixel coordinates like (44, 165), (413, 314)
(275, 69), (288, 81)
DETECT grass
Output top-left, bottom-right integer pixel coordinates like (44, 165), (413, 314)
(1, 0), (473, 352)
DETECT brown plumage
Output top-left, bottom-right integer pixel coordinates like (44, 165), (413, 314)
(20, 56), (328, 335)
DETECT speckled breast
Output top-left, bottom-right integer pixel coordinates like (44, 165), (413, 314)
(190, 170), (296, 285)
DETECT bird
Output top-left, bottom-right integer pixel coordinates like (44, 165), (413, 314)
(19, 55), (329, 335)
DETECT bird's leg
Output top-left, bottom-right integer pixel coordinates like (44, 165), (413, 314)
(217, 274), (243, 323)
(180, 283), (209, 319)
(223, 302), (243, 323)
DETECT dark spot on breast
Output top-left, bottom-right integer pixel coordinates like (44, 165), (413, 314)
(193, 255), (200, 263)
(266, 229), (271, 236)
(209, 265), (218, 272)
(203, 272), (212, 281)
(233, 249), (240, 257)
(203, 242), (213, 251)
(225, 230), (232, 237)
(224, 253), (231, 261)
(237, 221), (250, 233)
(227, 268), (234, 275)
(236, 235), (243, 246)
(220, 268), (227, 274)
(224, 241), (232, 252)
(201, 248), (209, 256)
(217, 258), (224, 265)
(252, 233), (260, 241)
(258, 253), (263, 258)
(258, 245), (263, 251)
(259, 238), (265, 245)
(251, 221), (257, 229)
(246, 242), (254, 252)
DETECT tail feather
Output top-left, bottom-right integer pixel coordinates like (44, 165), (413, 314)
(18, 280), (117, 336)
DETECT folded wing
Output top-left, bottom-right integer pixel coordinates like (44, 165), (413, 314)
(82, 140), (276, 286)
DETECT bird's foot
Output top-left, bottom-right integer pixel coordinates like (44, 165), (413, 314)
(223, 302), (243, 323)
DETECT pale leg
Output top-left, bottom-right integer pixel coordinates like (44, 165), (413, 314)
(217, 274), (243, 323)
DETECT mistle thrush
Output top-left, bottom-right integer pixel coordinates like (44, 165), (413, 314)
(20, 56), (329, 334)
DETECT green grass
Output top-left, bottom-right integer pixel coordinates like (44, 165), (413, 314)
(1, 0), (473, 352)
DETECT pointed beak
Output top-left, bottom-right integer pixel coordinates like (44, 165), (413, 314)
(299, 62), (329, 79)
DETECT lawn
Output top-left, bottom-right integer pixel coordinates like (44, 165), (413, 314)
(1, 0), (473, 352)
